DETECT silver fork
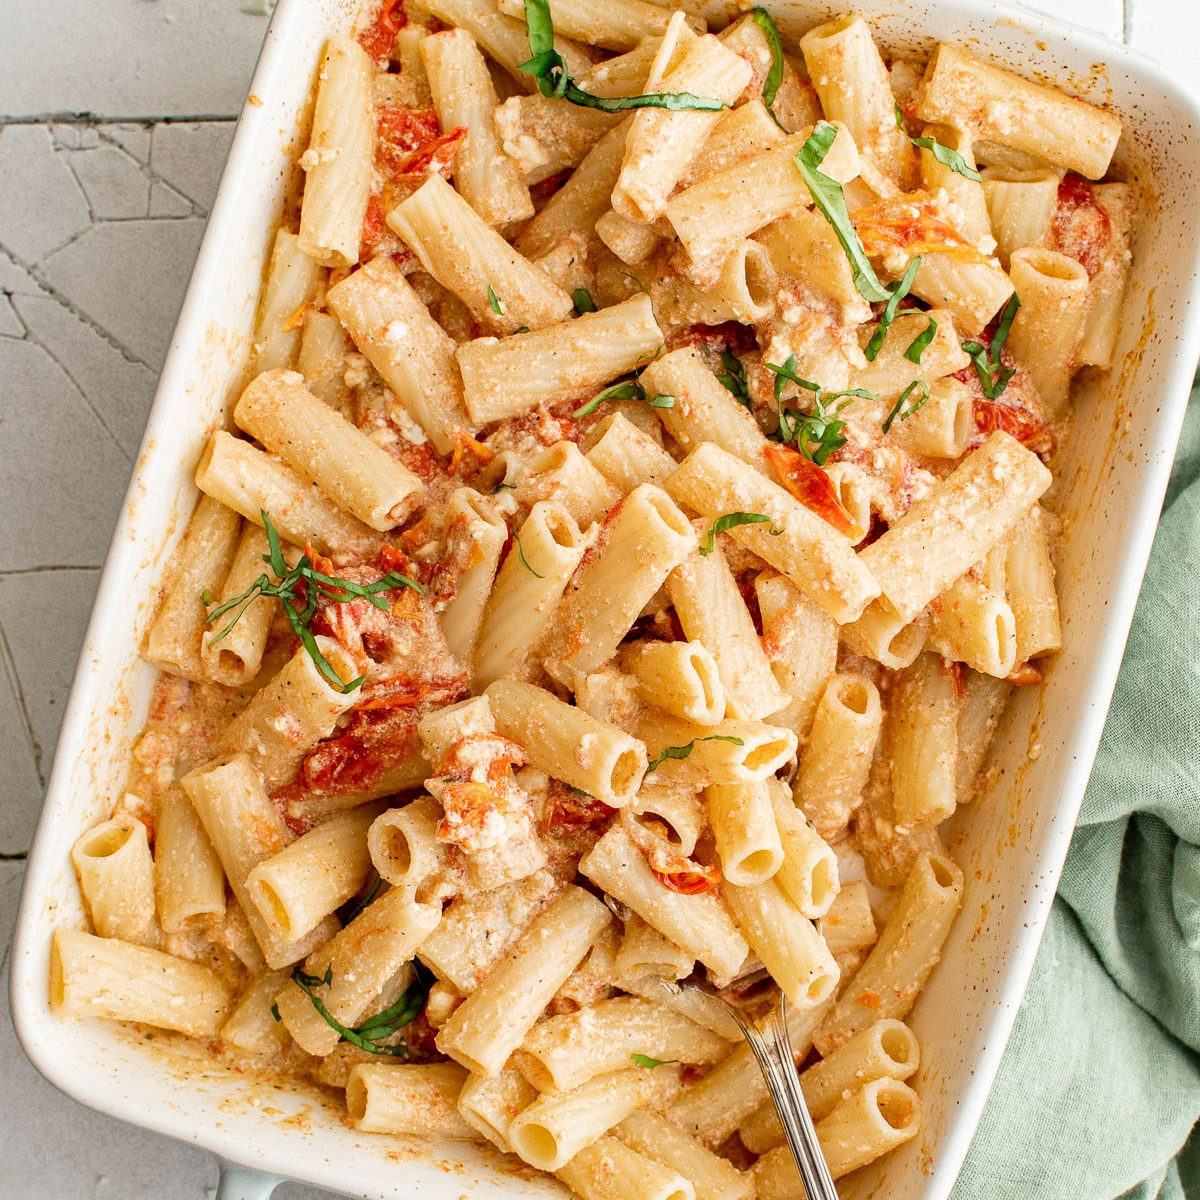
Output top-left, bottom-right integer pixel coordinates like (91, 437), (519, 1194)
(719, 984), (839, 1200)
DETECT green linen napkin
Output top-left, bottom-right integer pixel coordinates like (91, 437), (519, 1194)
(951, 391), (1200, 1198)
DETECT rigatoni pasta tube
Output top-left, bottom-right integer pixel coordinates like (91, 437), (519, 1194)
(913, 43), (1121, 179)
(738, 1017), (920, 1152)
(71, 817), (158, 947)
(418, 869), (561, 994)
(220, 968), (292, 1057)
(519, 996), (728, 1093)
(753, 1079), (921, 1184)
(815, 851), (964, 1054)
(234, 368), (424, 531)
(640, 347), (769, 472)
(666, 442), (880, 625)
(586, 412), (681, 494)
(194, 431), (383, 565)
(621, 639), (725, 726)
(458, 1064), (539, 1152)
(615, 1110), (754, 1200)
(368, 795), (443, 889)
(474, 502), (587, 688)
(981, 167), (1060, 267)
(918, 124), (992, 248)
(297, 36), (373, 268)
(858, 431), (1052, 623)
(456, 294), (664, 424)
(885, 377), (974, 459)
(515, 441), (621, 530)
(154, 784), (226, 933)
(421, 28), (532, 227)
(839, 597), (927, 670)
(665, 125), (860, 286)
(326, 255), (473, 455)
(346, 1063), (476, 1137)
(706, 781), (783, 886)
(51, 929), (232, 1037)
(217, 637), (361, 793)
(799, 16), (913, 185)
(510, 1066), (681, 1171)
(421, 0), (594, 89)
(145, 494), (240, 681)
(793, 672), (882, 838)
(245, 804), (380, 943)
(890, 652), (960, 826)
(612, 33), (750, 224)
(387, 175), (571, 336)
(558, 1136), (696, 1200)
(1079, 182), (1134, 369)
(637, 713), (796, 788)
(928, 573), (1017, 678)
(769, 784), (840, 919)
(199, 523), (275, 687)
(486, 679), (647, 806)
(851, 309), (969, 399)
(181, 753), (336, 969)
(818, 880), (877, 956)
(1006, 247), (1090, 415)
(436, 885), (612, 1076)
(755, 570), (838, 744)
(275, 891), (441, 1055)
(1006, 505), (1062, 661)
(494, 92), (619, 186)
(614, 910), (695, 982)
(665, 998), (829, 1147)
(723, 878), (839, 1009)
(497, 0), (689, 51)
(579, 823), (748, 979)
(439, 487), (509, 668)
(254, 228), (323, 372)
(543, 483), (697, 682)
(956, 669), (1013, 804)
(666, 541), (788, 722)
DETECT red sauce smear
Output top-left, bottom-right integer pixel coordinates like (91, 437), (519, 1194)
(1052, 172), (1112, 278)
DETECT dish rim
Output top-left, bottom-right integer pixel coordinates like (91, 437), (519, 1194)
(12, 1), (1200, 1197)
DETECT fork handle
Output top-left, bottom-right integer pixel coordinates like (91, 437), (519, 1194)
(736, 999), (840, 1200)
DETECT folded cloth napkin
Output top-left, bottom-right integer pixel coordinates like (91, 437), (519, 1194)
(952, 391), (1200, 1198)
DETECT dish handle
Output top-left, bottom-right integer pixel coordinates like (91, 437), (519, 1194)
(217, 1161), (286, 1199)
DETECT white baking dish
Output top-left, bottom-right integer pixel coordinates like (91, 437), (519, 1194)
(11, 1), (1200, 1197)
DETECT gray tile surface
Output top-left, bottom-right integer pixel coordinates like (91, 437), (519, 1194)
(0, 0), (1190, 1196)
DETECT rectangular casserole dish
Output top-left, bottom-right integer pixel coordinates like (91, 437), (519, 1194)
(12, 1), (1200, 1197)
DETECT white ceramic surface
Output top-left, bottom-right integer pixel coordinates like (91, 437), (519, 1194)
(11, 2), (1200, 1198)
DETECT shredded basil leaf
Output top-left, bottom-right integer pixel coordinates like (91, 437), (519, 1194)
(492, 481), (517, 493)
(511, 530), (544, 578)
(199, 588), (213, 606)
(646, 734), (745, 773)
(766, 354), (820, 403)
(270, 1003), (281, 1023)
(647, 393), (675, 409)
(519, 0), (725, 113)
(714, 350), (752, 409)
(751, 8), (787, 129)
(620, 271), (649, 295)
(290, 962), (432, 1057)
(863, 256), (923, 362)
(487, 284), (504, 316)
(895, 103), (982, 182)
(795, 122), (891, 303)
(904, 316), (938, 363)
(962, 292), (1021, 399)
(910, 135), (983, 182)
(514, 325), (530, 334)
(204, 512), (421, 694)
(882, 380), (931, 433)
(699, 512), (777, 555)
(572, 380), (646, 418)
(572, 287), (597, 315)
(631, 1053), (679, 1068)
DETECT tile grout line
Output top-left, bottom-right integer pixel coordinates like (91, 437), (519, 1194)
(1, 113), (240, 126)
(0, 617), (44, 790)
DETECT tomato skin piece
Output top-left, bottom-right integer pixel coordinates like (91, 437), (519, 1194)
(653, 865), (722, 895)
(1007, 662), (1044, 686)
(763, 443), (862, 539)
(973, 399), (1053, 455)
(357, 0), (406, 66)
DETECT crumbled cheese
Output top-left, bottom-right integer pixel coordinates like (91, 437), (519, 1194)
(298, 145), (340, 171)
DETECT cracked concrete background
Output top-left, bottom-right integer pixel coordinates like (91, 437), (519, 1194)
(0, 0), (1194, 1196)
